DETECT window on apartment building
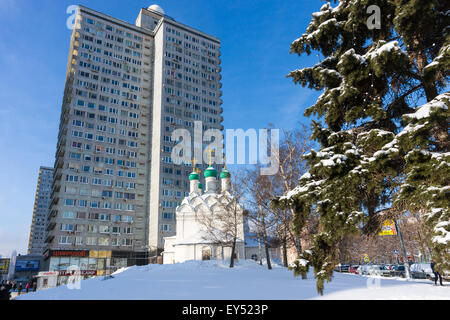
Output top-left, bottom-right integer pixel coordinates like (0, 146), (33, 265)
(86, 237), (96, 245)
(99, 225), (110, 234)
(59, 236), (72, 244)
(112, 226), (120, 234)
(98, 237), (109, 246)
(76, 212), (86, 219)
(78, 200), (87, 207)
(61, 224), (74, 231)
(121, 215), (133, 223)
(121, 239), (133, 246)
(161, 224), (173, 232)
(100, 214), (110, 221)
(65, 199), (76, 206)
(88, 213), (99, 220)
(62, 211), (76, 219)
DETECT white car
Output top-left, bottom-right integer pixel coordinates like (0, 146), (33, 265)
(359, 265), (383, 276)
(410, 263), (434, 279)
(368, 265), (384, 276)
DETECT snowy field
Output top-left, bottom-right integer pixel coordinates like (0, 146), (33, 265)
(16, 260), (450, 300)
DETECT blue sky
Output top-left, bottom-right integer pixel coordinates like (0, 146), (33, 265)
(0, 0), (324, 256)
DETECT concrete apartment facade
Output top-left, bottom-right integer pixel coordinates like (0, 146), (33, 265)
(28, 166), (54, 255)
(44, 4), (222, 275)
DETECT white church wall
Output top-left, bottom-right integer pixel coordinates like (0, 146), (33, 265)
(162, 170), (250, 265)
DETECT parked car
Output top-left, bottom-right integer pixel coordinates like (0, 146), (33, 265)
(340, 264), (351, 273)
(410, 263), (434, 280)
(349, 265), (359, 274)
(381, 265), (393, 277)
(359, 265), (370, 275)
(334, 264), (351, 272)
(359, 264), (384, 276)
(391, 265), (406, 278)
(368, 265), (384, 276)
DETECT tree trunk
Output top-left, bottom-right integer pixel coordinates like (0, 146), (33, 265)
(423, 82), (438, 102)
(415, 49), (438, 102)
(295, 235), (302, 256)
(394, 220), (411, 279)
(261, 216), (272, 270)
(282, 239), (288, 267)
(258, 233), (263, 265)
(264, 242), (272, 270)
(230, 238), (236, 268)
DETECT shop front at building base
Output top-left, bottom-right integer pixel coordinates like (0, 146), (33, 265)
(42, 249), (151, 276)
(36, 270), (98, 289)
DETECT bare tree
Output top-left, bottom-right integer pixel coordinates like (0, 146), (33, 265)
(245, 124), (313, 267)
(245, 167), (277, 269)
(273, 124), (313, 262)
(198, 169), (246, 268)
(341, 213), (434, 265)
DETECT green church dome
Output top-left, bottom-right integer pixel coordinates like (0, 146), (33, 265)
(220, 169), (231, 179)
(204, 166), (217, 178)
(189, 171), (199, 181)
(198, 182), (203, 189)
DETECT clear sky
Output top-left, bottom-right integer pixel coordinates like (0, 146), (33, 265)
(0, 0), (324, 257)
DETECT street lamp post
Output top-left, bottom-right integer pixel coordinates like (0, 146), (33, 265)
(394, 219), (411, 279)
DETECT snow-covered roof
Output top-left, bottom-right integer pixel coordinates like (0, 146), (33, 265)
(177, 190), (235, 215)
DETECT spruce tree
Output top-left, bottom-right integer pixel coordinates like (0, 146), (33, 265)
(391, 93), (449, 273)
(275, 0), (449, 294)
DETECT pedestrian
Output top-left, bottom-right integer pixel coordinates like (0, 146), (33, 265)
(32, 281), (37, 292)
(0, 285), (8, 301)
(12, 281), (17, 291)
(431, 260), (443, 286)
(25, 282), (30, 293)
(17, 282), (22, 296)
(5, 281), (12, 300)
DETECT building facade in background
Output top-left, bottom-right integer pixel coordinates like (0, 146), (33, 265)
(45, 4), (222, 274)
(28, 166), (54, 255)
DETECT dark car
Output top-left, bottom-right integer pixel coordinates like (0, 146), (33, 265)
(381, 265), (393, 277)
(390, 265), (406, 277)
(334, 264), (351, 272)
(339, 264), (351, 272)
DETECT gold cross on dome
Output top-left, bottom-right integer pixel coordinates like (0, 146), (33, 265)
(206, 149), (214, 166)
(191, 158), (196, 170)
(223, 154), (227, 169)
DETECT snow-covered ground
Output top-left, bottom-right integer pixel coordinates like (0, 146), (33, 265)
(16, 260), (450, 300)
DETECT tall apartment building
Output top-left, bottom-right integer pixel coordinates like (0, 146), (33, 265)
(44, 4), (222, 274)
(28, 166), (54, 255)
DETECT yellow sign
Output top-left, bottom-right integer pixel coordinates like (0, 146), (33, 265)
(363, 254), (370, 263)
(379, 220), (397, 236)
(0, 258), (10, 273)
(89, 250), (111, 258)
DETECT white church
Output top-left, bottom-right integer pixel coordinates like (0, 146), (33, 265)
(162, 165), (246, 264)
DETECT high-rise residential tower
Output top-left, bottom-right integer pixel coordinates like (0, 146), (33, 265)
(28, 166), (54, 255)
(45, 4), (222, 274)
